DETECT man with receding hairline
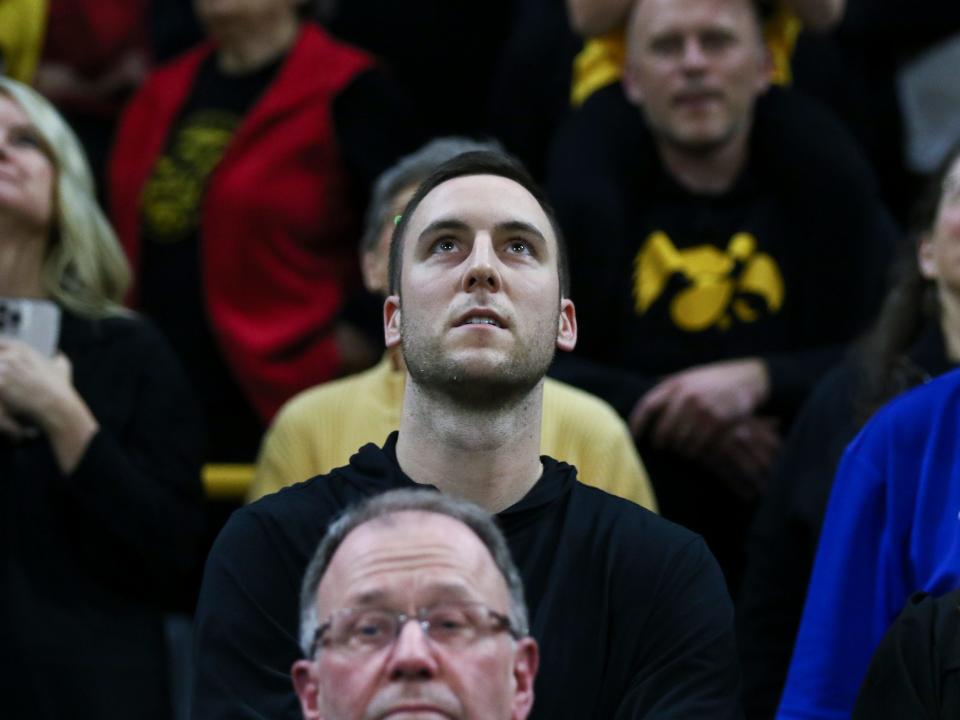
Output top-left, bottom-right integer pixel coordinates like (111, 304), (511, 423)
(292, 489), (539, 720)
(192, 150), (741, 719)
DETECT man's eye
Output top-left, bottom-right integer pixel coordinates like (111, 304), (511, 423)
(431, 238), (458, 253)
(650, 35), (683, 56)
(507, 240), (531, 255)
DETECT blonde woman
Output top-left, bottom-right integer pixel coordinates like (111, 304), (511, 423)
(0, 77), (203, 720)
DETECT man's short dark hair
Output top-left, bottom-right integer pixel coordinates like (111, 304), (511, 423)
(387, 151), (571, 298)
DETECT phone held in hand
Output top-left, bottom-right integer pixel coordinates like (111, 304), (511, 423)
(0, 298), (62, 357)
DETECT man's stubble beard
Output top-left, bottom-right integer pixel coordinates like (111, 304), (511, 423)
(400, 309), (558, 411)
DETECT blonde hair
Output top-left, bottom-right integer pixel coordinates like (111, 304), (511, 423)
(0, 77), (130, 317)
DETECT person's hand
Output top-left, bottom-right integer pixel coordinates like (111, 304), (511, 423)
(0, 338), (98, 472)
(628, 358), (770, 458)
(699, 415), (782, 501)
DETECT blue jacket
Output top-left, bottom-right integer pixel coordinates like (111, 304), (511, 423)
(777, 368), (960, 719)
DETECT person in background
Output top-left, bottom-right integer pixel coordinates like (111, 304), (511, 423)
(738, 142), (960, 718)
(852, 589), (960, 719)
(547, 0), (894, 586)
(109, 0), (420, 465)
(249, 137), (657, 513)
(0, 76), (204, 720)
(292, 489), (539, 720)
(776, 365), (960, 718)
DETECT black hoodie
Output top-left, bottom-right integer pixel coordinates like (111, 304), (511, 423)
(191, 433), (741, 719)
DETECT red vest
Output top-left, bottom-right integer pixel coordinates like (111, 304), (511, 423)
(110, 24), (373, 421)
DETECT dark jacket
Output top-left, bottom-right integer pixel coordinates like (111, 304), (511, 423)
(0, 310), (204, 719)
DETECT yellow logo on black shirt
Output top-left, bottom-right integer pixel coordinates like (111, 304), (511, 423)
(633, 231), (784, 331)
(141, 110), (239, 242)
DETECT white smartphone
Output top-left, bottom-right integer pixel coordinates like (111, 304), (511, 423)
(0, 298), (61, 357)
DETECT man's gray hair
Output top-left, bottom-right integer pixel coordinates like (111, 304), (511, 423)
(361, 137), (504, 254)
(298, 488), (529, 656)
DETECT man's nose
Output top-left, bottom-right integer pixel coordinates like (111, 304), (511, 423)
(462, 234), (502, 293)
(387, 620), (439, 681)
(680, 38), (709, 71)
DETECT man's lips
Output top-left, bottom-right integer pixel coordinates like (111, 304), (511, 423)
(452, 308), (508, 329)
(673, 89), (723, 107)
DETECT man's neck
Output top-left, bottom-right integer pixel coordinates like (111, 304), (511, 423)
(657, 128), (751, 195)
(215, 15), (299, 75)
(0, 225), (46, 298)
(395, 379), (545, 514)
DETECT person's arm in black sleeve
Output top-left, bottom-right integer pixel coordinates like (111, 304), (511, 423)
(331, 66), (428, 190)
(191, 506), (307, 720)
(755, 87), (901, 418)
(619, 535), (743, 719)
(54, 320), (204, 602)
(737, 363), (860, 718)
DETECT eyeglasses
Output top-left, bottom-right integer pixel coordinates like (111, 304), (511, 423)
(309, 601), (523, 657)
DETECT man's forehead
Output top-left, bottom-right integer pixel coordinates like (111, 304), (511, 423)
(318, 511), (507, 608)
(634, 0), (756, 35)
(406, 174), (554, 240)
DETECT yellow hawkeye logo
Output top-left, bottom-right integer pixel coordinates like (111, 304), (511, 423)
(633, 231), (785, 332)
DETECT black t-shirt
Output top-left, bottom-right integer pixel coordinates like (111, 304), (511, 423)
(191, 433), (743, 719)
(138, 53), (282, 462)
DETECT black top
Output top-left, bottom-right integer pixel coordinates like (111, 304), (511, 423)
(547, 84), (897, 421)
(853, 590), (960, 719)
(0, 310), (204, 719)
(191, 433), (742, 719)
(737, 322), (956, 718)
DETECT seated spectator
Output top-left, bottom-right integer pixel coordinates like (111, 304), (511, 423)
(0, 77), (204, 720)
(853, 589), (960, 719)
(109, 0), (420, 463)
(777, 367), (960, 717)
(738, 142), (960, 718)
(191, 151), (740, 719)
(292, 489), (539, 720)
(547, 0), (895, 583)
(250, 137), (657, 512)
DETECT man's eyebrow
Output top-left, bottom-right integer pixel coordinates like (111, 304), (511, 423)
(417, 218), (472, 240)
(495, 220), (546, 242)
(417, 219), (547, 242)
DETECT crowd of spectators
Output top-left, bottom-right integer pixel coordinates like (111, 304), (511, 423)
(3, 0), (960, 718)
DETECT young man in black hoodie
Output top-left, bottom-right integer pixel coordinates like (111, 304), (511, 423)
(190, 151), (742, 719)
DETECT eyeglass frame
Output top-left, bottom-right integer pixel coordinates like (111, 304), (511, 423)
(307, 601), (526, 659)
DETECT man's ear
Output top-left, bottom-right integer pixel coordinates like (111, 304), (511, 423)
(755, 44), (774, 94)
(622, 62), (645, 107)
(556, 298), (577, 352)
(511, 637), (540, 720)
(918, 233), (939, 280)
(384, 295), (402, 349)
(291, 659), (323, 720)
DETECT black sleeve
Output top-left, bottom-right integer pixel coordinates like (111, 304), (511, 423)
(331, 66), (428, 190)
(620, 536), (743, 719)
(57, 320), (204, 601)
(755, 88), (900, 416)
(853, 589), (960, 719)
(190, 506), (309, 720)
(737, 364), (860, 718)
